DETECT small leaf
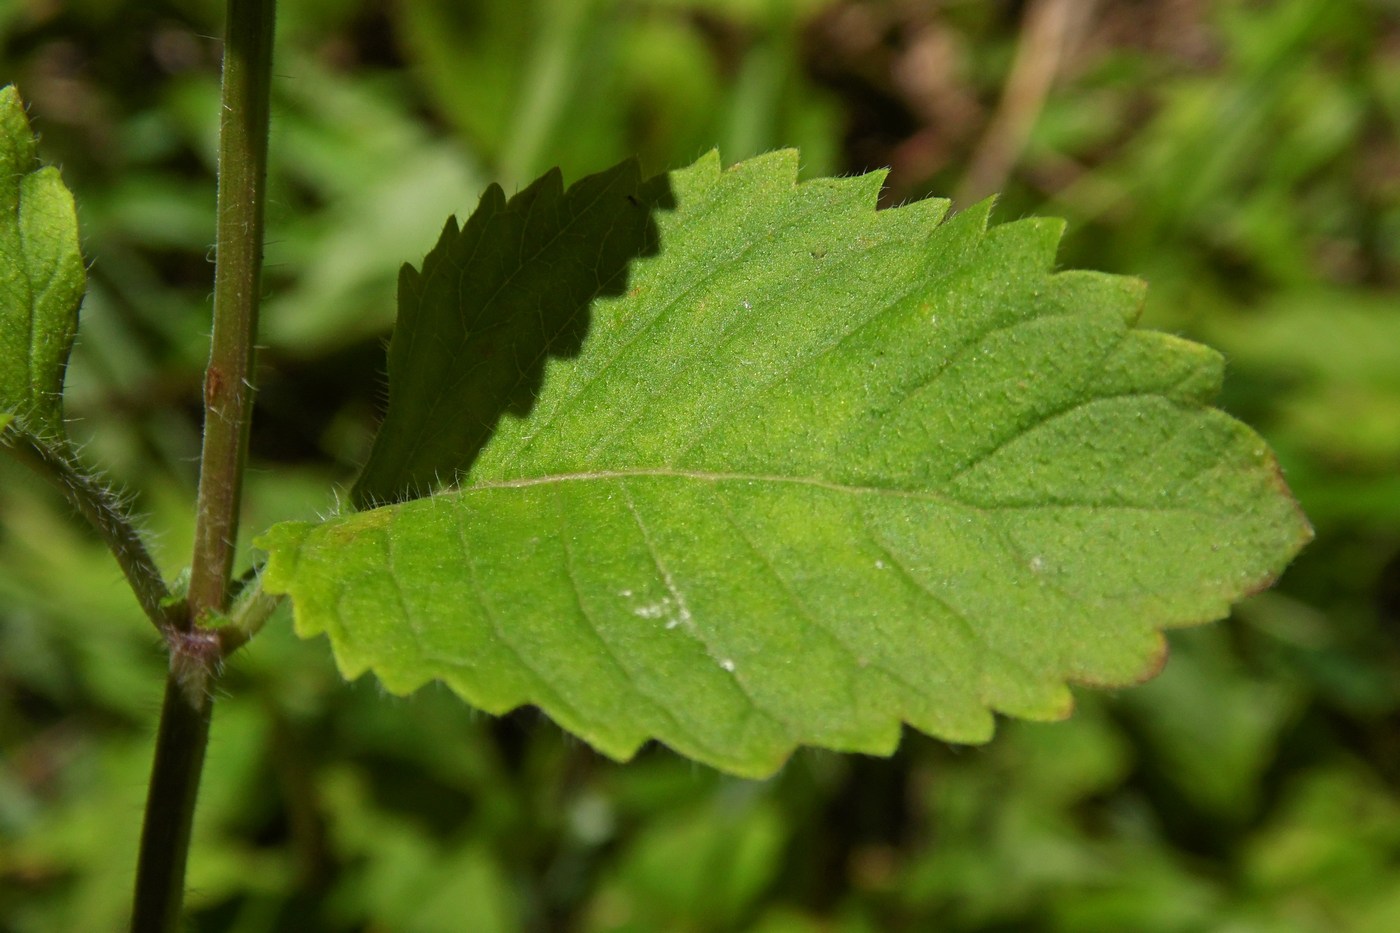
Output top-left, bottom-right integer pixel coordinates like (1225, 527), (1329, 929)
(0, 85), (85, 440)
(260, 152), (1311, 777)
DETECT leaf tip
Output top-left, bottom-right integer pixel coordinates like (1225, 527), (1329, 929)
(952, 195), (999, 231)
(479, 182), (508, 212)
(531, 166), (566, 199)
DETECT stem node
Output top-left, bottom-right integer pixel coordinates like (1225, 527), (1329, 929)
(168, 625), (224, 705)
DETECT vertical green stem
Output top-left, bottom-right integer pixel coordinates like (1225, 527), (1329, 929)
(129, 672), (216, 932)
(131, 0), (276, 929)
(188, 0), (277, 623)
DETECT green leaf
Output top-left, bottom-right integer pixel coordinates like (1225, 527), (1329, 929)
(351, 158), (663, 507)
(0, 85), (85, 440)
(259, 151), (1311, 777)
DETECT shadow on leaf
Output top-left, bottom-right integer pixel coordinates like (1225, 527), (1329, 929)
(352, 160), (675, 508)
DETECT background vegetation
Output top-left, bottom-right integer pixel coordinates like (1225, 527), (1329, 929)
(2, 0), (1398, 929)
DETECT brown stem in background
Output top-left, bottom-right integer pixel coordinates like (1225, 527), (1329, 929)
(955, 0), (1089, 208)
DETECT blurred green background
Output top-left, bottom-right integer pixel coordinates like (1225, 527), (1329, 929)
(2, 0), (1399, 930)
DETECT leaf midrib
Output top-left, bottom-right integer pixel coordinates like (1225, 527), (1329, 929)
(432, 466), (1214, 516)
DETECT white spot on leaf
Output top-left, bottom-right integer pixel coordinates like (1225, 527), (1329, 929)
(626, 591), (693, 631)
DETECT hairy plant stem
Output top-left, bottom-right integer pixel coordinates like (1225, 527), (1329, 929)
(131, 0), (276, 929)
(4, 431), (179, 633)
(129, 671), (216, 933)
(188, 0), (276, 627)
